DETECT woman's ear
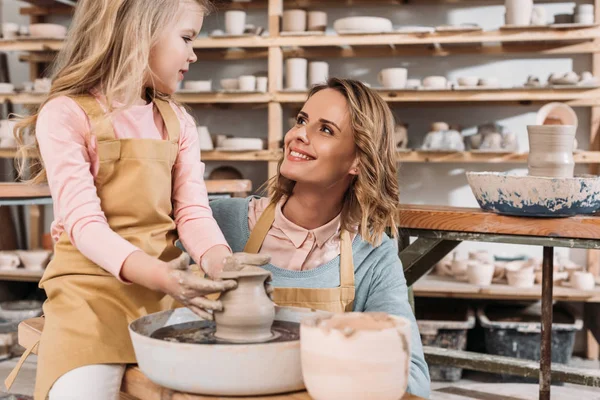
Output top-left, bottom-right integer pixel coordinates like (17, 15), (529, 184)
(349, 157), (359, 176)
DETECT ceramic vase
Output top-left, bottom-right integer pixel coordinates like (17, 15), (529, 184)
(505, 0), (533, 26)
(301, 313), (411, 400)
(285, 58), (308, 90)
(225, 10), (246, 35)
(308, 61), (329, 86)
(527, 125), (575, 178)
(214, 267), (275, 342)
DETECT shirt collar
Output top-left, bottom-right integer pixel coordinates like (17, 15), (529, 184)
(274, 198), (342, 249)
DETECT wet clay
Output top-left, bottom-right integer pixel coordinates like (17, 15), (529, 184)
(304, 312), (397, 337)
(213, 266), (275, 342)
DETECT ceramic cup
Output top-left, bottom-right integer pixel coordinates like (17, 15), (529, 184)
(184, 80), (212, 92)
(571, 271), (595, 291)
(450, 259), (468, 280)
(0, 253), (19, 271)
(308, 61), (329, 86)
(225, 10), (247, 35)
(378, 68), (408, 90)
(2, 23), (19, 40)
(466, 261), (495, 286)
(575, 14), (594, 24)
(527, 125), (575, 178)
(238, 75), (257, 91)
(282, 9), (307, 32)
(458, 76), (478, 87)
(406, 79), (421, 89)
(16, 250), (50, 271)
(423, 76), (447, 89)
(256, 76), (268, 93)
(504, 0), (533, 25)
(197, 126), (213, 150)
(531, 6), (547, 26)
(505, 262), (535, 288)
(220, 78), (239, 91)
(308, 11), (327, 32)
(285, 58), (308, 90)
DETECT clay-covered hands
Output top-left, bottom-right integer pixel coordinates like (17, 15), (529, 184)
(162, 252), (237, 320)
(221, 253), (274, 299)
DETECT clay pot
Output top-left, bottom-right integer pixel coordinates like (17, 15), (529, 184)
(16, 250), (50, 271)
(527, 125), (575, 178)
(301, 312), (410, 400)
(468, 250), (494, 265)
(504, 261), (535, 288)
(214, 267), (275, 342)
(571, 271), (595, 291)
(536, 102), (578, 127)
(504, 0), (533, 26)
(450, 259), (468, 280)
(0, 252), (19, 271)
(466, 261), (495, 286)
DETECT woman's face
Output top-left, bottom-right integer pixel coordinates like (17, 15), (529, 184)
(280, 88), (358, 189)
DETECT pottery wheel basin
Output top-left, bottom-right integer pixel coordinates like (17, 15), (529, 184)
(129, 306), (332, 396)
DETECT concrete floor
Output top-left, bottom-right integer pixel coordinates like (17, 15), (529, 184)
(0, 355), (598, 399)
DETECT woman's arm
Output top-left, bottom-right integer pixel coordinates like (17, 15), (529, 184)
(362, 240), (431, 399)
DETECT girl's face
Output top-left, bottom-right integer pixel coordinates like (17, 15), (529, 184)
(280, 88), (359, 190)
(147, 1), (203, 94)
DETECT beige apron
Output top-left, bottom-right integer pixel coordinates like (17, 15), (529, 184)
(7, 95), (183, 399)
(244, 203), (355, 313)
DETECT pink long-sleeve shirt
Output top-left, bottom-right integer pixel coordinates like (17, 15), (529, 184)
(36, 94), (229, 279)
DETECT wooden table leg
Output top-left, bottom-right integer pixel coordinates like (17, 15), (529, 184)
(539, 246), (554, 400)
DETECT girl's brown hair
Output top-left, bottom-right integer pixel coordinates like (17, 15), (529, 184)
(16, 0), (212, 183)
(269, 77), (400, 246)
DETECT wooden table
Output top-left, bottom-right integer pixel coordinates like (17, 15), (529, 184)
(121, 366), (425, 399)
(397, 204), (600, 400)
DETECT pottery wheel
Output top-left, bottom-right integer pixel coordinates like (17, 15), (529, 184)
(151, 320), (300, 345)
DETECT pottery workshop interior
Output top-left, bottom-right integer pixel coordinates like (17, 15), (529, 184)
(1, 0), (600, 399)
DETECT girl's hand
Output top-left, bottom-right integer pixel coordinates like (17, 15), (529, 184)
(222, 253), (274, 299)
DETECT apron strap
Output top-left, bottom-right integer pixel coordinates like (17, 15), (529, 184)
(71, 95), (116, 142)
(244, 202), (276, 254)
(339, 230), (355, 287)
(4, 340), (39, 390)
(152, 98), (181, 143)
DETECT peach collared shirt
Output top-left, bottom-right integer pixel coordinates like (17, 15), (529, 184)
(247, 197), (345, 271)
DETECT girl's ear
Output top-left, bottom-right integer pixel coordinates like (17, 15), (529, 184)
(349, 156), (359, 176)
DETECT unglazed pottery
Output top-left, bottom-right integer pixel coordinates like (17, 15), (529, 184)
(478, 77), (500, 88)
(225, 10), (246, 35)
(467, 172), (600, 216)
(238, 75), (257, 91)
(504, 261), (535, 288)
(301, 312), (410, 400)
(421, 128), (465, 151)
(537, 102), (578, 127)
(2, 23), (18, 40)
(531, 6), (547, 25)
(283, 10), (307, 32)
(256, 77), (268, 93)
(394, 123), (408, 149)
(458, 76), (478, 87)
(575, 14), (594, 24)
(423, 76), (447, 89)
(406, 79), (421, 89)
(214, 266), (275, 342)
(29, 23), (67, 38)
(16, 250), (50, 271)
(527, 125), (575, 178)
(0, 252), (19, 271)
(0, 83), (14, 94)
(308, 61), (329, 86)
(466, 261), (495, 286)
(218, 137), (264, 151)
(378, 68), (407, 89)
(197, 126), (214, 151)
(571, 271), (595, 291)
(333, 17), (393, 34)
(220, 78), (239, 91)
(308, 11), (327, 31)
(184, 80), (212, 92)
(469, 250), (494, 265)
(285, 58), (308, 90)
(431, 122), (450, 132)
(504, 0), (533, 26)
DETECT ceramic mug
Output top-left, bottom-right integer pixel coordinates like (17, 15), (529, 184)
(308, 61), (329, 86)
(406, 79), (421, 89)
(238, 75), (257, 91)
(308, 11), (327, 32)
(504, 0), (533, 26)
(378, 68), (408, 89)
(505, 262), (535, 288)
(0, 253), (19, 271)
(2, 23), (19, 40)
(571, 271), (595, 291)
(225, 10), (246, 35)
(467, 261), (495, 286)
(575, 14), (594, 24)
(285, 58), (308, 90)
(422, 76), (447, 89)
(256, 76), (268, 93)
(527, 125), (575, 178)
(282, 9), (307, 32)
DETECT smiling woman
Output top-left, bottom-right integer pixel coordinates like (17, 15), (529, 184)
(208, 78), (431, 398)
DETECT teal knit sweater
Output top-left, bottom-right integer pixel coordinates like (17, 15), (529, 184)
(207, 197), (430, 398)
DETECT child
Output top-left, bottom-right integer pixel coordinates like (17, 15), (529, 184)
(8, 0), (267, 398)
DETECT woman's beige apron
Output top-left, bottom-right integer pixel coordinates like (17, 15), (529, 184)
(244, 203), (355, 313)
(10, 95), (183, 399)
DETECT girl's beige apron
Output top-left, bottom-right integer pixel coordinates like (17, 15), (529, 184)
(13, 95), (182, 399)
(244, 203), (355, 313)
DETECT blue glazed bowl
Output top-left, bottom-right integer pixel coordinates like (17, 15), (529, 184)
(466, 172), (600, 217)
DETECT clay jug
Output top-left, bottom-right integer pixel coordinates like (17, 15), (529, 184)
(301, 312), (411, 400)
(527, 125), (575, 178)
(214, 266), (275, 342)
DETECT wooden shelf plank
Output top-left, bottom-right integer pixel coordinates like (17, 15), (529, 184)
(0, 269), (44, 283)
(201, 150), (281, 161)
(398, 204), (600, 240)
(414, 274), (600, 302)
(0, 183), (50, 199)
(173, 92), (271, 104)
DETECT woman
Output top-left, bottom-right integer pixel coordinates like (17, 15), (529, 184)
(209, 78), (430, 397)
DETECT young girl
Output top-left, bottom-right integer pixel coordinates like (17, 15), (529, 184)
(9, 0), (268, 398)
(207, 78), (430, 398)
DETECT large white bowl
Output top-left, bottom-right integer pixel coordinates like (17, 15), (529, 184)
(29, 23), (67, 38)
(130, 306), (331, 396)
(333, 17), (393, 33)
(467, 171), (600, 217)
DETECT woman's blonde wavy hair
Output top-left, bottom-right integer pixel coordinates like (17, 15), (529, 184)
(16, 0), (212, 183)
(269, 77), (400, 247)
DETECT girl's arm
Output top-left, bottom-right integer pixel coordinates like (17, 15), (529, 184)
(170, 106), (232, 276)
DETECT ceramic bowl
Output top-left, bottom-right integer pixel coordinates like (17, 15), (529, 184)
(16, 250), (51, 270)
(333, 17), (393, 33)
(0, 300), (43, 322)
(571, 271), (595, 291)
(29, 23), (67, 38)
(184, 80), (212, 92)
(218, 137), (263, 151)
(536, 102), (578, 127)
(422, 76), (447, 89)
(478, 77), (500, 88)
(220, 78), (239, 91)
(467, 172), (600, 217)
(0, 83), (14, 93)
(457, 76), (478, 87)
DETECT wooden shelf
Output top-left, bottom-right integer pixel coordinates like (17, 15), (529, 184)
(201, 150), (281, 161)
(276, 87), (600, 106)
(0, 269), (44, 283)
(414, 274), (600, 302)
(173, 92), (271, 104)
(0, 39), (63, 52)
(0, 183), (50, 199)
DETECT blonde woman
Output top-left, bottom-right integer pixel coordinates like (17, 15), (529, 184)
(208, 78), (431, 397)
(9, 0), (268, 398)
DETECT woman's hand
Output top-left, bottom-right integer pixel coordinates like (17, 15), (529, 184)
(222, 253), (274, 299)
